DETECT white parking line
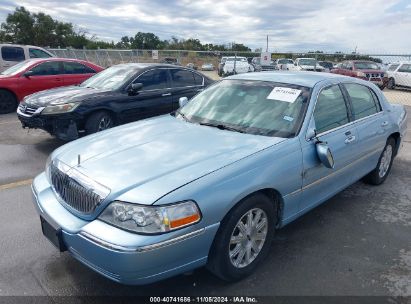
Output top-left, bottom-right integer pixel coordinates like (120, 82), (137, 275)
(0, 179), (33, 191)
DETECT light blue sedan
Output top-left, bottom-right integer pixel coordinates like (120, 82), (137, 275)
(32, 71), (407, 285)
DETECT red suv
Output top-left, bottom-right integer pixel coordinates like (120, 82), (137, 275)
(331, 60), (388, 90)
(0, 58), (103, 114)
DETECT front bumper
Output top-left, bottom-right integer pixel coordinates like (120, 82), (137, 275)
(32, 173), (219, 285)
(17, 106), (81, 140)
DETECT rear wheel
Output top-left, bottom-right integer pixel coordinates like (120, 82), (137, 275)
(85, 111), (114, 135)
(387, 78), (395, 90)
(0, 90), (17, 114)
(364, 138), (395, 185)
(207, 193), (277, 282)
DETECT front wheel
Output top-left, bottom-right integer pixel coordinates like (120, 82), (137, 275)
(207, 193), (277, 282)
(364, 138), (395, 185)
(85, 111), (114, 135)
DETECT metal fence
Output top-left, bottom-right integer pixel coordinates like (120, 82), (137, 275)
(47, 48), (411, 106)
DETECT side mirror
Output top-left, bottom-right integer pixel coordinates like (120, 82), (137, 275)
(23, 70), (34, 78)
(316, 142), (335, 169)
(179, 97), (189, 108)
(128, 83), (143, 94)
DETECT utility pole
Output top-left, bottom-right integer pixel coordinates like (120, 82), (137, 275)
(266, 35), (268, 52)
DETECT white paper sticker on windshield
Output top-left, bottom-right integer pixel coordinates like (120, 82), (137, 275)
(267, 87), (301, 103)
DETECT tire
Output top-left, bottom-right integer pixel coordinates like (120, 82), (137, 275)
(0, 89), (18, 114)
(85, 111), (114, 135)
(207, 192), (277, 282)
(387, 78), (395, 90)
(364, 138), (395, 185)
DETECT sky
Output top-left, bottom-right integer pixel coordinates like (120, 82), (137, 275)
(0, 0), (410, 53)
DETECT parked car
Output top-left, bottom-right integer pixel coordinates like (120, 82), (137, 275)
(292, 58), (325, 72)
(275, 58), (295, 70)
(201, 63), (214, 71)
(32, 71), (407, 285)
(0, 44), (54, 73)
(317, 61), (334, 72)
(0, 58), (103, 114)
(223, 57), (251, 75)
(386, 62), (411, 89)
(251, 57), (277, 72)
(218, 56), (228, 76)
(186, 63), (198, 70)
(161, 57), (181, 65)
(330, 60), (388, 89)
(17, 63), (213, 140)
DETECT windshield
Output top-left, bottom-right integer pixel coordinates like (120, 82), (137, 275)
(299, 59), (317, 66)
(0, 60), (34, 76)
(354, 62), (380, 70)
(278, 59), (293, 64)
(80, 65), (138, 90)
(177, 80), (311, 138)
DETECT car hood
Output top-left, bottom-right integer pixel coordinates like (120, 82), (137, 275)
(53, 115), (285, 207)
(24, 86), (112, 106)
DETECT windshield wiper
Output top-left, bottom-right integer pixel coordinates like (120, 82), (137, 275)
(199, 122), (245, 133)
(175, 109), (190, 122)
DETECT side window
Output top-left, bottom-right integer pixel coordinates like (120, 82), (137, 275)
(313, 85), (349, 133)
(398, 64), (411, 73)
(170, 69), (196, 87)
(136, 69), (168, 91)
(345, 62), (353, 70)
(1, 46), (25, 61)
(30, 61), (61, 76)
(344, 83), (379, 120)
(388, 64), (399, 71)
(63, 61), (95, 74)
(29, 48), (52, 58)
(193, 73), (203, 85)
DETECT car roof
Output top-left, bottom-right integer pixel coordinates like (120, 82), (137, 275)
(228, 71), (347, 87)
(112, 63), (191, 69)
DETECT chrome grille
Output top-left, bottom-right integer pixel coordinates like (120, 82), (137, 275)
(18, 104), (39, 116)
(50, 164), (103, 214)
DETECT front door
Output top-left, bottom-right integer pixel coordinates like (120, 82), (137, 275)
(19, 61), (63, 97)
(300, 84), (359, 212)
(396, 64), (411, 87)
(119, 68), (173, 123)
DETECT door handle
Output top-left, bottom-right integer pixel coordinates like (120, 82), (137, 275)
(381, 121), (389, 127)
(161, 93), (171, 96)
(344, 135), (356, 144)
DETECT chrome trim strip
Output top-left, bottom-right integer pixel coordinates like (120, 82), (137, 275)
(285, 148), (379, 197)
(79, 228), (206, 253)
(302, 149), (379, 191)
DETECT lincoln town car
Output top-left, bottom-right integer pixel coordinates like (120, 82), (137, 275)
(32, 71), (407, 285)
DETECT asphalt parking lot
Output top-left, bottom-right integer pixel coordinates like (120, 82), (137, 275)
(0, 103), (410, 298)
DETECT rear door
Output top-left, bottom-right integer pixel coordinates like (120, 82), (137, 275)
(119, 68), (173, 123)
(18, 61), (64, 97)
(341, 82), (388, 179)
(169, 68), (202, 110)
(62, 61), (97, 86)
(300, 84), (359, 211)
(0, 46), (25, 72)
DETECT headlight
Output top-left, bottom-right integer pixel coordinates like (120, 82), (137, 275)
(99, 200), (201, 234)
(356, 71), (366, 77)
(41, 102), (79, 115)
